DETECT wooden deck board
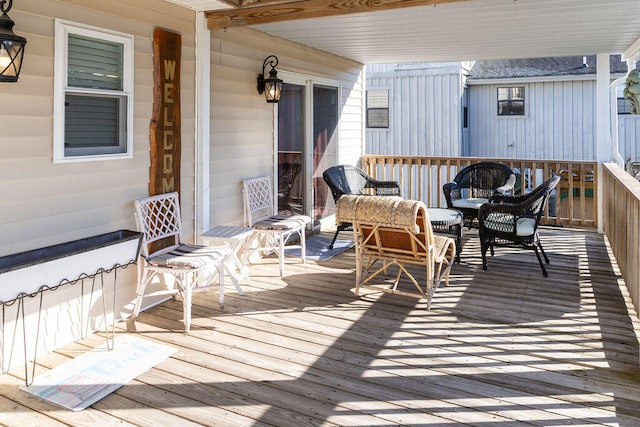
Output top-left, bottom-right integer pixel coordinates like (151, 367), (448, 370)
(1, 227), (640, 426)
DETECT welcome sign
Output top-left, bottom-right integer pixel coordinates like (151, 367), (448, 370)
(149, 28), (181, 196)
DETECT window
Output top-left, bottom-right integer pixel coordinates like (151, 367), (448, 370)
(54, 20), (134, 162)
(366, 89), (389, 128)
(617, 85), (633, 114)
(497, 87), (525, 116)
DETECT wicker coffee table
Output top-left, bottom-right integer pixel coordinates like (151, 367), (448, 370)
(427, 208), (463, 263)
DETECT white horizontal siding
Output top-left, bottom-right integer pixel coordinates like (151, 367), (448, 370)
(209, 27), (364, 227)
(1, 0), (196, 372)
(3, 0), (196, 255)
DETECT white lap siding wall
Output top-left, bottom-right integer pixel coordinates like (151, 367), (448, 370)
(0, 0), (196, 371)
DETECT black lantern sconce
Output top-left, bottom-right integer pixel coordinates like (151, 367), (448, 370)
(257, 55), (282, 103)
(0, 0), (26, 82)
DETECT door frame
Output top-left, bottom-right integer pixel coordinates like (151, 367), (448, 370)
(274, 70), (342, 225)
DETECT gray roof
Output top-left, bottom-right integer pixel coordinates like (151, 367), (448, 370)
(468, 55), (630, 80)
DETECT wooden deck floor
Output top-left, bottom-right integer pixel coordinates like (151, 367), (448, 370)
(2, 227), (640, 426)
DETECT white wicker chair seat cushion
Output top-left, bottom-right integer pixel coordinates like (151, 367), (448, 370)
(253, 214), (311, 231)
(148, 244), (228, 269)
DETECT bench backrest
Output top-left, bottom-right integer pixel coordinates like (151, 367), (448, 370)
(336, 195), (434, 260)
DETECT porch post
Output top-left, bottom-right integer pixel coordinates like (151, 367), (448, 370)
(595, 54), (610, 233)
(195, 12), (211, 242)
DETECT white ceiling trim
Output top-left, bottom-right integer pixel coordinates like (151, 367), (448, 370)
(166, 0), (640, 65)
(623, 36), (640, 66)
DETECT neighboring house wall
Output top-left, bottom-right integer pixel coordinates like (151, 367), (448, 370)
(468, 79), (597, 160)
(209, 27), (364, 227)
(366, 60), (640, 164)
(365, 62), (466, 157)
(618, 115), (640, 164)
(468, 78), (640, 162)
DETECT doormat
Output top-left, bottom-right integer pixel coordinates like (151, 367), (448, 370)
(285, 235), (354, 261)
(21, 335), (175, 411)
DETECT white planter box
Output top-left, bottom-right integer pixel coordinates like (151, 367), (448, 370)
(0, 230), (142, 303)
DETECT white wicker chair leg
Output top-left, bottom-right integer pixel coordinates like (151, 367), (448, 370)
(182, 274), (192, 333)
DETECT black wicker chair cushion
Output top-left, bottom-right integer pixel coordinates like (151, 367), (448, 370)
(478, 175), (561, 277)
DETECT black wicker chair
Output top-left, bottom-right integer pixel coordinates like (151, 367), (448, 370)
(323, 165), (401, 249)
(478, 175), (561, 277)
(443, 162), (516, 228)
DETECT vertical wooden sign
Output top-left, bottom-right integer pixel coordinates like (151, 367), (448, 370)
(149, 28), (181, 196)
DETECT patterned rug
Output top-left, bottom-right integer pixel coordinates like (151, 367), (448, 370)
(285, 235), (354, 261)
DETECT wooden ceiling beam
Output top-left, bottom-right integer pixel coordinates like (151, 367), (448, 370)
(220, 0), (295, 7)
(207, 0), (472, 29)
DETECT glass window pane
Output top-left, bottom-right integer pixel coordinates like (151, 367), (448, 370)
(368, 108), (389, 127)
(68, 34), (124, 91)
(367, 90), (388, 108)
(498, 87), (525, 115)
(64, 94), (126, 155)
(313, 84), (339, 221)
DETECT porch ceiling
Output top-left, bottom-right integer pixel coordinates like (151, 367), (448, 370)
(166, 0), (640, 64)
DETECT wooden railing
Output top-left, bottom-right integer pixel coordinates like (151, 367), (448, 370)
(361, 156), (598, 228)
(602, 162), (640, 318)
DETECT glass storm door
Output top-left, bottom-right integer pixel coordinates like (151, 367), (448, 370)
(312, 84), (338, 222)
(277, 81), (339, 225)
(277, 83), (305, 216)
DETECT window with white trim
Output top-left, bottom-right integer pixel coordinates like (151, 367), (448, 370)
(54, 20), (134, 162)
(366, 89), (389, 128)
(497, 86), (525, 116)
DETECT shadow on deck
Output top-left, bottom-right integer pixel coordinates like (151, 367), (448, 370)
(5, 226), (640, 426)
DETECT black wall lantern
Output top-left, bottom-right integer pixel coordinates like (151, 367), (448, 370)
(0, 0), (26, 82)
(257, 55), (282, 103)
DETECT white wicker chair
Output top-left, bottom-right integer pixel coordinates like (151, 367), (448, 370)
(132, 192), (229, 332)
(242, 176), (311, 276)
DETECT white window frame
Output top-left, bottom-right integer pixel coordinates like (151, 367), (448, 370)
(366, 88), (390, 129)
(53, 19), (134, 163)
(497, 86), (526, 117)
(274, 70), (342, 222)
